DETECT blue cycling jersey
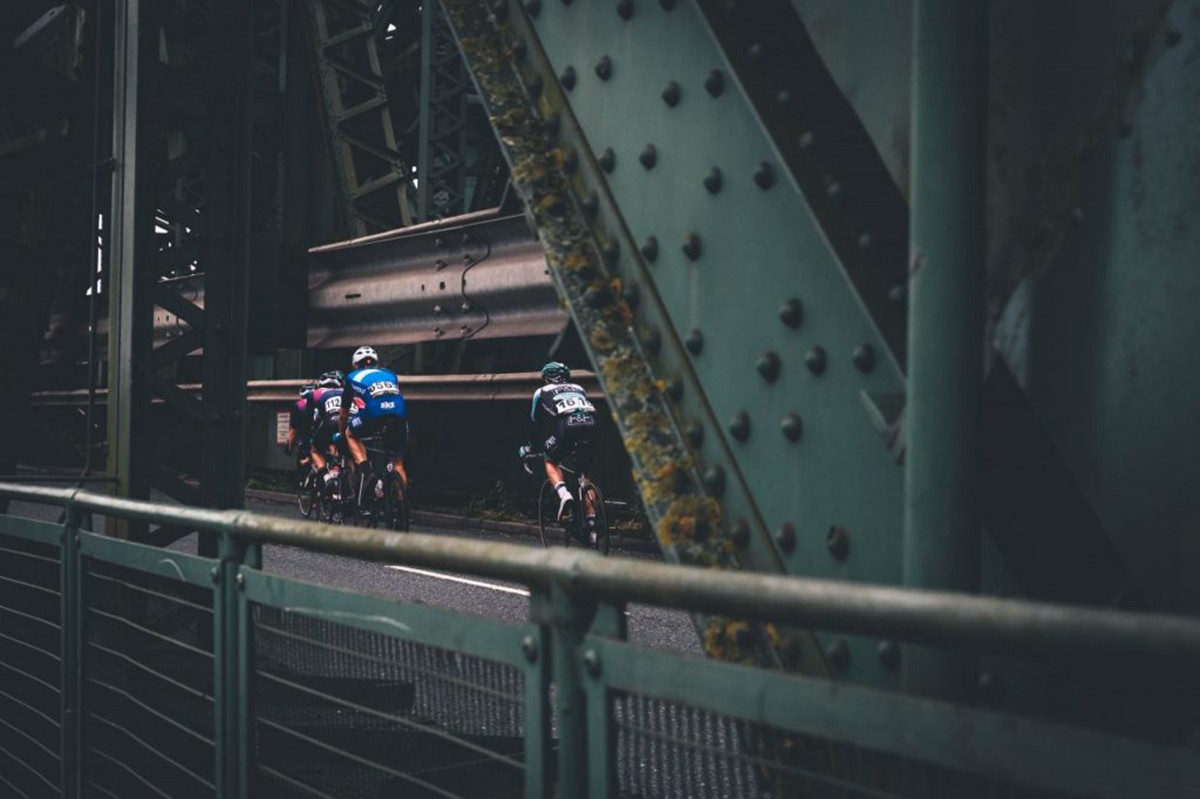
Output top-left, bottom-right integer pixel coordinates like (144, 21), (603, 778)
(341, 367), (407, 420)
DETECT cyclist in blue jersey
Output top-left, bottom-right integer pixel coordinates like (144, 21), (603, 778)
(338, 346), (409, 505)
(520, 362), (598, 535)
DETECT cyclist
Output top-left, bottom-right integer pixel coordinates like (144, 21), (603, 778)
(338, 346), (409, 506)
(308, 371), (345, 491)
(285, 383), (317, 463)
(520, 361), (599, 541)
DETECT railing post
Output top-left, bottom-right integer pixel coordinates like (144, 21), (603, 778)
(59, 503), (83, 798)
(214, 528), (252, 797)
(533, 581), (595, 797)
(583, 603), (626, 799)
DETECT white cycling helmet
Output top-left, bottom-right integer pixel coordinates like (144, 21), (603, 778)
(351, 346), (378, 368)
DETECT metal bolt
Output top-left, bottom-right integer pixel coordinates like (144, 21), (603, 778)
(598, 147), (616, 173)
(702, 464), (726, 496)
(602, 238), (619, 264)
(666, 374), (684, 400)
(728, 411), (750, 442)
(704, 70), (724, 97)
(583, 648), (602, 676)
(544, 112), (559, 135)
(826, 526), (850, 561)
(595, 55), (613, 80)
(584, 286), (612, 308)
(685, 328), (704, 355)
(658, 0), (676, 9)
(978, 670), (1003, 703)
(703, 167), (723, 194)
(562, 148), (578, 173)
(640, 235), (658, 262)
(639, 144), (657, 170)
(857, 231), (873, 249)
(877, 640), (900, 670)
(490, 0), (509, 19)
(685, 420), (704, 446)
(622, 279), (640, 309)
(210, 567), (220, 584)
(581, 191), (599, 218)
(778, 298), (803, 329)
(236, 572), (245, 589)
(775, 89), (791, 108)
(753, 162), (775, 190)
(826, 638), (850, 673)
(661, 81), (681, 107)
(643, 325), (662, 354)
(560, 65), (576, 90)
(525, 0), (541, 17)
(681, 233), (701, 261)
(852, 344), (875, 374)
(1069, 206), (1084, 226)
(522, 635), (539, 662)
(805, 346), (827, 375)
(826, 181), (842, 199)
(528, 73), (544, 98)
(1166, 29), (1182, 47)
(730, 519), (750, 549)
(774, 523), (796, 553)
(511, 38), (527, 61)
(781, 413), (802, 442)
(798, 131), (815, 150)
(747, 41), (764, 59)
(887, 284), (905, 304)
(756, 351), (781, 383)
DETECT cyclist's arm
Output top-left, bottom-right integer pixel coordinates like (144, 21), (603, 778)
(338, 383), (353, 432)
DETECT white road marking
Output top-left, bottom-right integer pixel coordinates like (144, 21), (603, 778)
(386, 564), (531, 597)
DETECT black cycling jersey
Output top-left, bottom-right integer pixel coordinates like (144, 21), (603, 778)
(529, 382), (597, 469)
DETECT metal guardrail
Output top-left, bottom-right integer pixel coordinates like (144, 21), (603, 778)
(2, 481), (1199, 798)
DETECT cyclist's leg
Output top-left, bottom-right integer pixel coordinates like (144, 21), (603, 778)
(345, 415), (379, 504)
(382, 417), (409, 490)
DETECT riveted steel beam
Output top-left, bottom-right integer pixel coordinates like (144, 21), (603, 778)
(438, 0), (829, 682)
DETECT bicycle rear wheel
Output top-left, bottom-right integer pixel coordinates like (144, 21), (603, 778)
(581, 482), (609, 554)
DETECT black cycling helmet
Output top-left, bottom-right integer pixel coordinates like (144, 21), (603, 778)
(318, 370), (344, 388)
(541, 361), (570, 384)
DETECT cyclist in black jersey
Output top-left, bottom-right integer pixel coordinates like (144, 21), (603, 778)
(520, 362), (599, 535)
(307, 370), (346, 490)
(285, 383), (316, 461)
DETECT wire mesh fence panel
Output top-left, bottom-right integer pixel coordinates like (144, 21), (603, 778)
(0, 530), (62, 799)
(82, 557), (217, 799)
(612, 692), (1077, 799)
(252, 603), (528, 799)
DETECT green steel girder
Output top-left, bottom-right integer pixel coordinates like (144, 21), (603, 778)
(439, 0), (828, 678)
(453, 1), (910, 685)
(417, 1), (470, 221)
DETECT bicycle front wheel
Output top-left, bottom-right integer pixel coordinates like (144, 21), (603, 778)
(297, 471), (314, 518)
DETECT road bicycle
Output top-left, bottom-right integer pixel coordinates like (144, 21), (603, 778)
(527, 453), (609, 554)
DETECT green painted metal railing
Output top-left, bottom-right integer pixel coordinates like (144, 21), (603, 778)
(2, 481), (1199, 798)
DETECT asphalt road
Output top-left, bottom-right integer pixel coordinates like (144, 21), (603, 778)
(2, 492), (701, 655)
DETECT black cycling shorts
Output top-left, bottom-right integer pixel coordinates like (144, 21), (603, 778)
(544, 413), (596, 472)
(347, 413), (408, 456)
(312, 417), (344, 454)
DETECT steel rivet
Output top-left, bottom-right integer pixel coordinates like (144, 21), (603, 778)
(826, 526), (850, 561)
(775, 89), (792, 107)
(826, 181), (843, 199)
(560, 65), (576, 90)
(826, 639), (850, 673)
(702, 464), (726, 496)
(774, 522), (796, 553)
(525, 0), (541, 16)
(857, 231), (873, 249)
(779, 298), (803, 328)
(1166, 29), (1182, 47)
(662, 80), (681, 107)
(595, 55), (613, 80)
(522, 635), (539, 662)
(640, 235), (658, 262)
(878, 640), (900, 670)
(781, 413), (802, 442)
(686, 420), (704, 446)
(658, 0), (676, 9)
(685, 328), (704, 355)
(753, 162), (775, 190)
(747, 42), (764, 59)
(887, 285), (906, 304)
(798, 131), (815, 150)
(236, 572), (245, 589)
(491, 1), (509, 19)
(730, 519), (749, 549)
(623, 280), (640, 309)
(617, 0), (634, 20)
(581, 191), (599, 217)
(210, 567), (220, 584)
(756, 351), (781, 383)
(602, 240), (620, 265)
(528, 74), (544, 98)
(598, 147), (616, 173)
(978, 670), (1003, 703)
(852, 344), (875, 374)
(666, 374), (684, 401)
(805, 346), (827, 375)
(639, 144), (657, 170)
(583, 648), (602, 676)
(584, 286), (612, 308)
(561, 0), (572, 5)
(681, 233), (701, 261)
(728, 411), (750, 441)
(562, 148), (578, 173)
(703, 167), (723, 194)
(511, 39), (527, 61)
(643, 325), (661, 354)
(704, 69), (724, 97)
(1069, 206), (1084, 226)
